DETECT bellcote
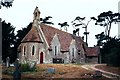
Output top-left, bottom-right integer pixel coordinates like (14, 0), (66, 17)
(33, 6), (41, 22)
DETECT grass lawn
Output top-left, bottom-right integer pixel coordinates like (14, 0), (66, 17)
(1, 64), (110, 79)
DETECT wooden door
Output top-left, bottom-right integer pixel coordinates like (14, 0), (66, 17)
(40, 52), (43, 63)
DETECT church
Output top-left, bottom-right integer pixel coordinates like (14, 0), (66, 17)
(18, 7), (100, 64)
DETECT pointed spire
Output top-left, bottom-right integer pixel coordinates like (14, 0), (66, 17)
(33, 6), (41, 21)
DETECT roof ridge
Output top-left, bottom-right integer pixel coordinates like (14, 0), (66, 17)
(40, 23), (83, 41)
(40, 23), (73, 35)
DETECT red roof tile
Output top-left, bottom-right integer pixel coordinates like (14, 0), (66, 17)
(86, 46), (100, 57)
(71, 35), (84, 50)
(40, 24), (74, 51)
(21, 25), (42, 43)
(21, 23), (84, 52)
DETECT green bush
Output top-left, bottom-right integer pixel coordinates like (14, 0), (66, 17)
(100, 37), (120, 67)
(20, 62), (37, 72)
(105, 48), (120, 67)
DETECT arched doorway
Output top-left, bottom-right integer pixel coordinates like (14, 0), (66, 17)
(40, 52), (43, 63)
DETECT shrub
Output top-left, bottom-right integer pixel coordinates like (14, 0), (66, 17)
(105, 48), (120, 67)
(20, 62), (37, 72)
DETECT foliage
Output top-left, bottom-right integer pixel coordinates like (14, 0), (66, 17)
(0, 0), (14, 8)
(71, 16), (94, 45)
(105, 48), (120, 67)
(20, 63), (37, 72)
(92, 11), (120, 37)
(101, 37), (120, 67)
(58, 22), (69, 32)
(94, 11), (120, 67)
(71, 16), (86, 35)
(2, 20), (16, 63)
(40, 16), (54, 25)
(15, 22), (32, 48)
(2, 20), (32, 63)
(95, 32), (110, 46)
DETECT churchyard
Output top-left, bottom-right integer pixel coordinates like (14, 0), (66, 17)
(1, 63), (113, 80)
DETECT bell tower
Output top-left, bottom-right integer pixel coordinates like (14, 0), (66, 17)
(33, 6), (41, 25)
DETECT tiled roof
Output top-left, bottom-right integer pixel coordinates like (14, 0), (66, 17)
(21, 25), (42, 43)
(21, 23), (84, 52)
(40, 24), (74, 51)
(86, 46), (100, 57)
(71, 35), (84, 50)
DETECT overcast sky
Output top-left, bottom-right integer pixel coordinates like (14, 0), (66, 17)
(0, 0), (120, 47)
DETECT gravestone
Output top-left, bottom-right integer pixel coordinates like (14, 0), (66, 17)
(29, 61), (36, 71)
(29, 61), (36, 69)
(6, 57), (10, 67)
(13, 59), (21, 80)
(47, 68), (55, 74)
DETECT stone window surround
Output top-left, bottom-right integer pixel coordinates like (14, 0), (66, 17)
(32, 45), (35, 56)
(72, 48), (74, 57)
(54, 46), (57, 56)
(23, 46), (26, 56)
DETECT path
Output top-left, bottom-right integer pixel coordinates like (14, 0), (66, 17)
(81, 64), (120, 79)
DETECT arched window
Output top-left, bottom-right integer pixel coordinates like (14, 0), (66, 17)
(32, 46), (35, 55)
(55, 46), (57, 56)
(23, 46), (26, 55)
(72, 48), (74, 57)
